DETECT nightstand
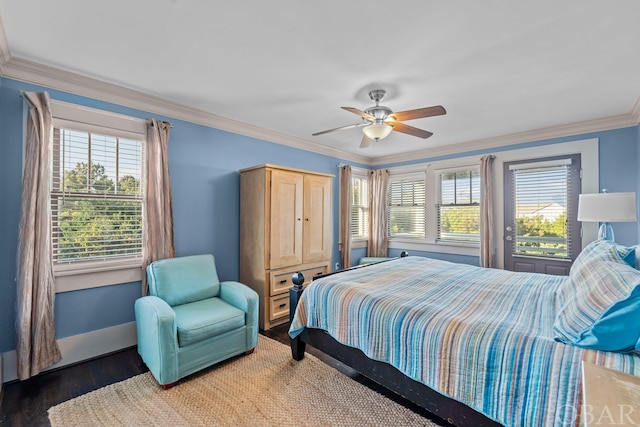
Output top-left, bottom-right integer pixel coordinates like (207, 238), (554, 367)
(581, 361), (640, 426)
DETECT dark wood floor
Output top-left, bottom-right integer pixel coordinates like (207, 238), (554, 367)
(0, 324), (446, 427)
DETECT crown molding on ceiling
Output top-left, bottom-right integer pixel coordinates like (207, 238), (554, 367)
(371, 111), (639, 166)
(0, 30), (638, 168)
(0, 52), (371, 165)
(632, 94), (640, 124)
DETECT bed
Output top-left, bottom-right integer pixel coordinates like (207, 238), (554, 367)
(288, 240), (640, 426)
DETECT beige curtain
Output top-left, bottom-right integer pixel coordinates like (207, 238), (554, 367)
(480, 154), (496, 268)
(16, 91), (62, 380)
(141, 119), (176, 295)
(339, 165), (352, 269)
(368, 169), (390, 257)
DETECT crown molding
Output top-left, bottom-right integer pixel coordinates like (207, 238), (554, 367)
(0, 19), (638, 169)
(0, 51), (371, 165)
(370, 111), (640, 167)
(631, 94), (640, 124)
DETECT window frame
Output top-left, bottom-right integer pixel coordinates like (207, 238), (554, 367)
(387, 171), (427, 240)
(350, 168), (370, 246)
(436, 166), (481, 244)
(503, 154), (581, 271)
(386, 163), (478, 256)
(48, 100), (147, 293)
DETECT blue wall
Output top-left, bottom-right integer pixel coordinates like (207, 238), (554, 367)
(0, 76), (349, 353)
(0, 81), (23, 355)
(388, 248), (479, 266)
(1, 74), (639, 357)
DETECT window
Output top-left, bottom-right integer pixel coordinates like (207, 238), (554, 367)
(387, 174), (426, 239)
(507, 157), (577, 259)
(351, 175), (369, 239)
(51, 128), (144, 263)
(46, 100), (148, 292)
(437, 168), (480, 243)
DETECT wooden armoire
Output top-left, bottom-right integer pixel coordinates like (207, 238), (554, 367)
(239, 164), (333, 330)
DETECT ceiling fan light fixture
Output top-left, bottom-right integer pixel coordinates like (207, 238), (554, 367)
(362, 123), (393, 141)
(312, 89), (446, 147)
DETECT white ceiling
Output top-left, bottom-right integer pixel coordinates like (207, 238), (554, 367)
(1, 1), (640, 164)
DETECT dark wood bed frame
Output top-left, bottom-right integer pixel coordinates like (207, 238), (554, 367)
(289, 254), (503, 427)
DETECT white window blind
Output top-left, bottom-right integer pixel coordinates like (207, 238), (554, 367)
(351, 175), (369, 239)
(511, 162), (571, 259)
(387, 175), (426, 238)
(437, 169), (480, 243)
(51, 128), (144, 263)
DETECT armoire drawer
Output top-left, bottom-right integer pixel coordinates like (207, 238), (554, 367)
(269, 294), (290, 321)
(269, 264), (329, 296)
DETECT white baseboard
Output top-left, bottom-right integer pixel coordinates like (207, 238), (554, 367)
(1, 321), (137, 384)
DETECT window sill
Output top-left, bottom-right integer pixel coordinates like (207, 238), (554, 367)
(351, 239), (368, 249)
(388, 239), (479, 257)
(54, 257), (143, 293)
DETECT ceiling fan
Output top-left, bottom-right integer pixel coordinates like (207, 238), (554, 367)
(312, 89), (446, 148)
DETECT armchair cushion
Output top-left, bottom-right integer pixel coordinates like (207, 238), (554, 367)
(147, 254), (221, 306)
(173, 297), (246, 347)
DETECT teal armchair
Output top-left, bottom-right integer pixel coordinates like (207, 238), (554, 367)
(135, 254), (258, 386)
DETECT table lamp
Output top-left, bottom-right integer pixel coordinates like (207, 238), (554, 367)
(577, 191), (637, 241)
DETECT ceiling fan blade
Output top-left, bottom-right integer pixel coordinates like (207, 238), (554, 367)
(388, 105), (446, 122)
(390, 122), (434, 139)
(359, 135), (373, 148)
(312, 123), (361, 136)
(341, 107), (375, 121)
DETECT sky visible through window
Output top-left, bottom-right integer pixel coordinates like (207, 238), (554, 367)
(60, 129), (142, 194)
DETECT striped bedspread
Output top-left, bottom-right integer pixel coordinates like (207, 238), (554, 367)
(289, 256), (640, 427)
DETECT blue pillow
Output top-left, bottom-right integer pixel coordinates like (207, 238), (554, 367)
(554, 240), (640, 352)
(571, 285), (640, 350)
(616, 243), (636, 267)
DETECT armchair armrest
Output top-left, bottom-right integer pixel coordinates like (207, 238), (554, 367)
(134, 296), (179, 385)
(220, 281), (257, 312)
(220, 281), (259, 349)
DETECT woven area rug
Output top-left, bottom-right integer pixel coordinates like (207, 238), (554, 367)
(48, 335), (440, 426)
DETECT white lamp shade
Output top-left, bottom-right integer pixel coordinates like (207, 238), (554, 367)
(362, 123), (393, 140)
(577, 192), (637, 222)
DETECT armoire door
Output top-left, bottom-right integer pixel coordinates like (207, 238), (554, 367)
(303, 174), (332, 263)
(270, 169), (303, 268)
